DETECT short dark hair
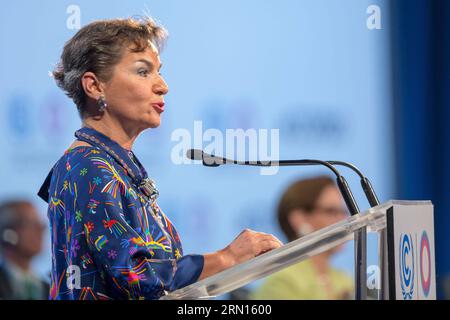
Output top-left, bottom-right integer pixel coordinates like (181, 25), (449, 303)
(277, 176), (335, 242)
(52, 17), (168, 116)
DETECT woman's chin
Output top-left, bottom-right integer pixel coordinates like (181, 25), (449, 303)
(138, 113), (161, 129)
(146, 118), (161, 129)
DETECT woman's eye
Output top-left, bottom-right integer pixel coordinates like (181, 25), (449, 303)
(138, 69), (149, 77)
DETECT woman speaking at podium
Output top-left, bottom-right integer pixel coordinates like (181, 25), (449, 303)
(38, 17), (282, 300)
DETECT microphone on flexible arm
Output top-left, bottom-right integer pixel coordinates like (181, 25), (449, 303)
(186, 148), (376, 300)
(325, 161), (380, 207)
(186, 149), (380, 212)
(322, 160), (382, 298)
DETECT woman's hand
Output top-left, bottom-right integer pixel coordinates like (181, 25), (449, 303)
(220, 229), (283, 267)
(199, 229), (283, 280)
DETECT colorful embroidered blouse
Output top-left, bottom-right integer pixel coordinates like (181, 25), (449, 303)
(38, 128), (204, 300)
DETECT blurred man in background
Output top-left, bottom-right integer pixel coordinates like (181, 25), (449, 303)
(0, 200), (48, 300)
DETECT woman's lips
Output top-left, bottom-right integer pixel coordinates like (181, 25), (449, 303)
(152, 102), (165, 113)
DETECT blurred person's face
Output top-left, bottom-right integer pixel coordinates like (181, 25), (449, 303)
(288, 185), (348, 254)
(14, 204), (46, 258)
(100, 43), (169, 133)
(307, 185), (348, 231)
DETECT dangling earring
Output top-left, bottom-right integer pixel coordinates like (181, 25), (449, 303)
(97, 95), (107, 112)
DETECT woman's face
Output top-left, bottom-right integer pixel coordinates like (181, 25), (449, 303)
(102, 43), (169, 132)
(289, 184), (348, 254)
(308, 185), (349, 231)
(308, 185), (348, 254)
(289, 184), (348, 237)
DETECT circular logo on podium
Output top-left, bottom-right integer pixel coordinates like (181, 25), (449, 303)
(420, 231), (431, 297)
(399, 233), (415, 300)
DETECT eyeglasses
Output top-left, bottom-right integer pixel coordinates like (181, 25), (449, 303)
(312, 205), (349, 217)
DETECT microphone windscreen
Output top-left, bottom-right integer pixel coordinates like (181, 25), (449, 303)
(186, 149), (203, 160)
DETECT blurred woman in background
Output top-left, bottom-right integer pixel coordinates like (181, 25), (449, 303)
(251, 176), (353, 300)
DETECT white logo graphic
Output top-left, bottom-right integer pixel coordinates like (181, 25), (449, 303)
(171, 121), (280, 175)
(66, 5), (81, 30)
(66, 264), (81, 290)
(366, 5), (382, 30)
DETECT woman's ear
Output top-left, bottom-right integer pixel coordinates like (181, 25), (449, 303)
(81, 72), (104, 100)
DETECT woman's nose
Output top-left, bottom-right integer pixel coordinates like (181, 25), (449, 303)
(154, 76), (169, 95)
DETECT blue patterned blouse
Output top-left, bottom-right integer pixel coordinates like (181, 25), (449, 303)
(38, 127), (204, 300)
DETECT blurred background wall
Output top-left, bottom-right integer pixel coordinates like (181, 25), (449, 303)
(0, 0), (447, 298)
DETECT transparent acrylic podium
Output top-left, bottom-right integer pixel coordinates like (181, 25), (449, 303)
(161, 200), (435, 300)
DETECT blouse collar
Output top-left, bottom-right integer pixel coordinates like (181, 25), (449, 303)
(74, 127), (159, 201)
(38, 127), (159, 203)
